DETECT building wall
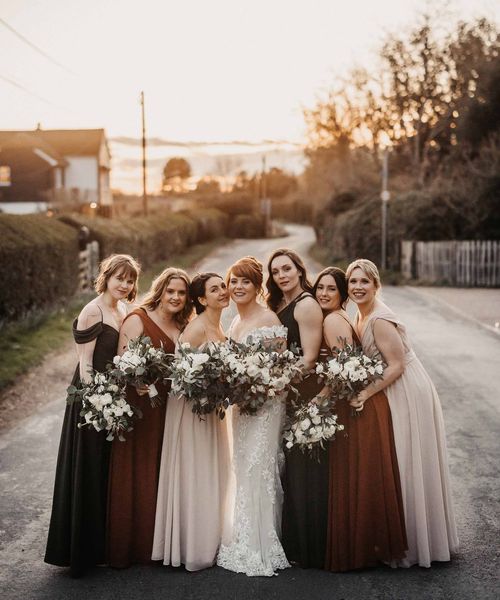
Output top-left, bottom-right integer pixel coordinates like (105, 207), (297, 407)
(64, 156), (98, 191)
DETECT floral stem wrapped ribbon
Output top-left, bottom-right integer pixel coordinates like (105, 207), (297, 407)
(169, 341), (229, 419)
(316, 341), (385, 416)
(283, 395), (344, 457)
(221, 336), (301, 417)
(110, 335), (173, 406)
(67, 371), (138, 441)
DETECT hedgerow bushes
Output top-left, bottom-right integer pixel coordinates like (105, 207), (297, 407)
(1, 208), (229, 325)
(58, 211), (202, 269)
(0, 214), (79, 322)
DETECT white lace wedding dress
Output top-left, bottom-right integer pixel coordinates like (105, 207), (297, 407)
(217, 325), (291, 577)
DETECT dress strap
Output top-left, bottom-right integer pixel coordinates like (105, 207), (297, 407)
(294, 290), (313, 305)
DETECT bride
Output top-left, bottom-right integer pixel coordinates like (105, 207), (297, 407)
(217, 256), (290, 577)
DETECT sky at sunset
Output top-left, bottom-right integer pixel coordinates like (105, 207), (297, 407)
(2, 0), (499, 192)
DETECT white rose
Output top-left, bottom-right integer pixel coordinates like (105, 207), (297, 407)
(300, 417), (311, 431)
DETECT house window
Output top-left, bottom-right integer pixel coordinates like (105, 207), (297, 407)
(0, 166), (11, 187)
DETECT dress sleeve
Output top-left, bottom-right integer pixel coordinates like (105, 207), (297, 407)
(72, 317), (104, 344)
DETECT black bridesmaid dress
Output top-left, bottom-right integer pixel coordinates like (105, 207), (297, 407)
(278, 291), (329, 569)
(45, 315), (118, 577)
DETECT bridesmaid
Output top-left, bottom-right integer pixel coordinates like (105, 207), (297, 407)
(347, 258), (459, 567)
(107, 267), (192, 568)
(45, 254), (140, 577)
(266, 249), (326, 569)
(152, 272), (231, 571)
(313, 267), (407, 571)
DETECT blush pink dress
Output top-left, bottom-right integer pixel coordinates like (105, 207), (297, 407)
(358, 300), (459, 568)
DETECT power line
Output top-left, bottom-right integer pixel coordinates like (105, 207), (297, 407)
(0, 73), (63, 107)
(0, 17), (75, 75)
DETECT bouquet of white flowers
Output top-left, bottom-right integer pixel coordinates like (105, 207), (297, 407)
(110, 335), (172, 406)
(169, 341), (229, 419)
(283, 395), (344, 455)
(315, 342), (385, 415)
(67, 371), (138, 441)
(221, 336), (301, 417)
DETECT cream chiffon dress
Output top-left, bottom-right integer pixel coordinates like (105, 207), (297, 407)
(151, 344), (230, 571)
(358, 300), (459, 567)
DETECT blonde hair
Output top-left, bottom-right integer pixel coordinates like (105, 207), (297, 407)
(94, 254), (141, 302)
(346, 258), (381, 290)
(141, 267), (193, 328)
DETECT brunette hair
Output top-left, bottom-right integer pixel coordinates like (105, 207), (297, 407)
(190, 272), (223, 315)
(94, 254), (140, 302)
(346, 258), (381, 290)
(141, 267), (193, 328)
(265, 248), (313, 312)
(313, 267), (349, 310)
(226, 256), (264, 296)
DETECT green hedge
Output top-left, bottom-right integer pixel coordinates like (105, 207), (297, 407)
(232, 214), (266, 238)
(58, 209), (227, 270)
(0, 215), (79, 322)
(181, 208), (229, 242)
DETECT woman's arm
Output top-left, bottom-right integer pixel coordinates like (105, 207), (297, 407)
(294, 297), (323, 371)
(350, 318), (405, 411)
(76, 304), (101, 383)
(323, 313), (353, 350)
(117, 314), (144, 355)
(179, 318), (206, 347)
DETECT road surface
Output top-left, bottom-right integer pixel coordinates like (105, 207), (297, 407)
(0, 224), (498, 599)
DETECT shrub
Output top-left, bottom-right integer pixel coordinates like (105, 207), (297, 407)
(231, 214), (266, 238)
(0, 215), (79, 322)
(58, 211), (202, 270)
(181, 208), (228, 242)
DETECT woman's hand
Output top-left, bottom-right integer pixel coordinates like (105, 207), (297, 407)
(135, 383), (150, 396)
(350, 389), (370, 412)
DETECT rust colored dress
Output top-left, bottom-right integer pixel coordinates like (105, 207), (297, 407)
(325, 315), (407, 571)
(107, 308), (175, 568)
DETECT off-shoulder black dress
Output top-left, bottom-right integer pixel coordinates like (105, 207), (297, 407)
(45, 316), (118, 577)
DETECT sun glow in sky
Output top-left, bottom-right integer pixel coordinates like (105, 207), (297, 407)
(2, 0), (499, 192)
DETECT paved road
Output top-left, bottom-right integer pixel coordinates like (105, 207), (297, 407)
(1, 224), (499, 600)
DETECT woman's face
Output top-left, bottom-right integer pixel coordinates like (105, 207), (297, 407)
(270, 255), (301, 294)
(348, 267), (377, 306)
(160, 278), (187, 315)
(228, 273), (257, 305)
(315, 274), (342, 312)
(201, 276), (229, 310)
(106, 268), (135, 301)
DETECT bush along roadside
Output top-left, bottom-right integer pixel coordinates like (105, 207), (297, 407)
(0, 236), (225, 391)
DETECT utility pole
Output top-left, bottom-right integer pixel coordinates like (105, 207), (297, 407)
(260, 155), (271, 237)
(140, 91), (148, 216)
(380, 148), (390, 270)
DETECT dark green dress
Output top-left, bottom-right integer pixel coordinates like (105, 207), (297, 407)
(45, 315), (118, 577)
(278, 291), (329, 569)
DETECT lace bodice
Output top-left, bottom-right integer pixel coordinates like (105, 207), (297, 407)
(241, 325), (288, 344)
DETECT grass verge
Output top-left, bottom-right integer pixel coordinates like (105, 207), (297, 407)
(0, 238), (226, 391)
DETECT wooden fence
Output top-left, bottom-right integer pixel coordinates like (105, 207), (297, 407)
(401, 240), (500, 286)
(78, 241), (100, 291)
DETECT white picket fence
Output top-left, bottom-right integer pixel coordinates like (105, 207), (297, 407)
(78, 241), (100, 291)
(401, 240), (500, 286)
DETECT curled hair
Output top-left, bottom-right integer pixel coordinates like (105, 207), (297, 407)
(94, 254), (141, 302)
(226, 256), (264, 296)
(313, 267), (349, 310)
(141, 267), (193, 328)
(190, 272), (222, 315)
(265, 248), (313, 312)
(346, 258), (381, 290)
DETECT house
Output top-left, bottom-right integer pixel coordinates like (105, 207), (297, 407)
(0, 127), (112, 214)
